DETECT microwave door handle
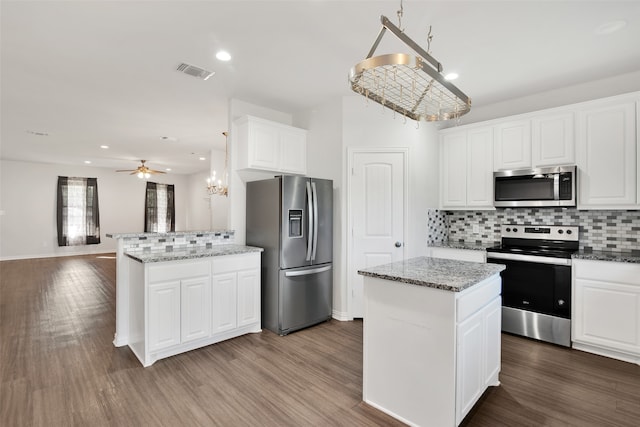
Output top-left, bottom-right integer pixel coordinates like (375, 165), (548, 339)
(553, 173), (560, 200)
(311, 181), (319, 261)
(305, 181), (313, 261)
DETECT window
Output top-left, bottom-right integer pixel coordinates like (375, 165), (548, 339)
(145, 182), (175, 232)
(56, 177), (101, 246)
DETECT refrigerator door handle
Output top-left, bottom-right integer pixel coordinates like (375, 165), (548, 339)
(285, 265), (332, 277)
(311, 181), (319, 261)
(305, 181), (313, 261)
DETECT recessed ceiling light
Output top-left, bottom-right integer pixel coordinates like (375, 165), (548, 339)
(84, 160), (92, 164)
(216, 50), (231, 61)
(165, 168), (172, 172)
(444, 73), (459, 81)
(595, 20), (627, 35)
(100, 145), (109, 149)
(199, 157), (206, 161)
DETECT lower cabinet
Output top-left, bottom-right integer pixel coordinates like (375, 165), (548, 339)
(456, 297), (501, 424)
(572, 259), (640, 365)
(128, 252), (262, 367)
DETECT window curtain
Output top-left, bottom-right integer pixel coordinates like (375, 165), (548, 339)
(144, 182), (175, 232)
(56, 176), (101, 246)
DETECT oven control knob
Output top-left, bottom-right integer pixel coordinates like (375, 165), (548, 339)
(566, 230), (572, 235)
(558, 229), (564, 234)
(558, 299), (565, 306)
(506, 227), (511, 232)
(513, 228), (518, 232)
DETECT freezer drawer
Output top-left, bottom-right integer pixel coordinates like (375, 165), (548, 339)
(278, 264), (332, 335)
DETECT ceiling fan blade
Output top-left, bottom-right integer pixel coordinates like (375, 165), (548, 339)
(149, 170), (167, 174)
(116, 169), (136, 172)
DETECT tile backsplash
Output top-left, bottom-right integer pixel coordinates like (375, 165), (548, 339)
(427, 208), (640, 253)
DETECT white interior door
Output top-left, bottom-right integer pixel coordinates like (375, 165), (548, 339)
(350, 150), (406, 318)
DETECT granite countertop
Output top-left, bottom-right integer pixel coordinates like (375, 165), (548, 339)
(358, 256), (506, 292)
(126, 244), (263, 263)
(429, 241), (498, 251)
(107, 230), (234, 239)
(573, 250), (640, 264)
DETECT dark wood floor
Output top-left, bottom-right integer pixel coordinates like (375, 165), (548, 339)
(1, 255), (639, 426)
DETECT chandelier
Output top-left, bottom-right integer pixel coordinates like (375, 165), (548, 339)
(349, 2), (471, 122)
(207, 131), (229, 197)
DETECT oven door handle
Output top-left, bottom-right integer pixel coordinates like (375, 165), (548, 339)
(486, 251), (572, 266)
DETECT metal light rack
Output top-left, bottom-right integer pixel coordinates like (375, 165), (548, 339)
(349, 15), (471, 122)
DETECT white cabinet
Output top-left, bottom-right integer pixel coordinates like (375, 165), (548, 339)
(235, 115), (307, 175)
(181, 276), (212, 343)
(440, 126), (494, 210)
(456, 296), (501, 424)
(429, 247), (486, 263)
(211, 272), (238, 334)
(573, 259), (640, 365)
(532, 112), (575, 167)
(237, 269), (261, 327)
(212, 253), (261, 334)
(148, 280), (181, 352)
(577, 100), (637, 209)
(493, 119), (531, 170)
(127, 252), (262, 367)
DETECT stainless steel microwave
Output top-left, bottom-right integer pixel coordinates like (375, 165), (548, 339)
(493, 165), (577, 208)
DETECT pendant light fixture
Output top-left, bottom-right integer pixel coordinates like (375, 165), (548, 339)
(349, 1), (471, 122)
(207, 131), (229, 197)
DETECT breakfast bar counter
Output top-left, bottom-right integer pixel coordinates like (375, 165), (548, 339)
(358, 257), (505, 426)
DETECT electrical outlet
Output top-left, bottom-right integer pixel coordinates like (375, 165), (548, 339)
(472, 224), (480, 234)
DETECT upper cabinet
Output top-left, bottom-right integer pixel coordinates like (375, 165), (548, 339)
(576, 98), (637, 209)
(493, 120), (531, 170)
(531, 112), (575, 167)
(235, 115), (307, 175)
(440, 126), (494, 210)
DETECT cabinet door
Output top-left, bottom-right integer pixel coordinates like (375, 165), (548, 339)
(483, 297), (502, 388)
(456, 308), (485, 424)
(181, 276), (211, 343)
(248, 120), (280, 170)
(441, 132), (468, 208)
(280, 127), (307, 175)
(466, 127), (494, 207)
(577, 101), (637, 208)
(532, 112), (575, 167)
(212, 272), (238, 334)
(148, 280), (181, 352)
(494, 120), (531, 170)
(574, 278), (640, 355)
(237, 269), (261, 327)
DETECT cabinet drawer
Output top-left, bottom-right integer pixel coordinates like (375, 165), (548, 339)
(148, 259), (210, 282)
(212, 253), (261, 274)
(457, 275), (502, 323)
(574, 260), (640, 286)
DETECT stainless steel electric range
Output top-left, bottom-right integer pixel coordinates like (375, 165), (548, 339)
(486, 225), (579, 347)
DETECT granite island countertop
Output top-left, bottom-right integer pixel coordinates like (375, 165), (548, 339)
(358, 256), (505, 292)
(126, 244), (263, 263)
(429, 241), (498, 251)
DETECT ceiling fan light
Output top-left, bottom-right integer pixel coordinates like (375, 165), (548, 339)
(144, 172), (150, 179)
(137, 172), (144, 179)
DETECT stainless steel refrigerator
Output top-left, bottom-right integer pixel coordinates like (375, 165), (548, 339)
(246, 175), (333, 336)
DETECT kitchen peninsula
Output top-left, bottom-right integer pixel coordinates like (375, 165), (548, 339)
(358, 257), (505, 426)
(107, 231), (263, 366)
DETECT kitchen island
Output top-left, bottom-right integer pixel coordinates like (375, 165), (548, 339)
(358, 257), (505, 427)
(107, 231), (263, 366)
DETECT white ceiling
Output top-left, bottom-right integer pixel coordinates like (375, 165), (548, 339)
(2, 0), (640, 175)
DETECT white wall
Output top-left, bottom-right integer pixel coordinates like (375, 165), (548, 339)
(444, 70), (640, 127)
(0, 159), (200, 260)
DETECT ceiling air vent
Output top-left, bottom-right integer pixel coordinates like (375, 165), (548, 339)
(176, 63), (214, 80)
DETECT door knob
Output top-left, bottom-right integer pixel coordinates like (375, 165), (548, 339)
(394, 241), (402, 248)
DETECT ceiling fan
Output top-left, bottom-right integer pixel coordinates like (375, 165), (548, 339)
(116, 160), (166, 179)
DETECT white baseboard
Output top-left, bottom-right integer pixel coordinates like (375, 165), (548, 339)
(332, 309), (352, 321)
